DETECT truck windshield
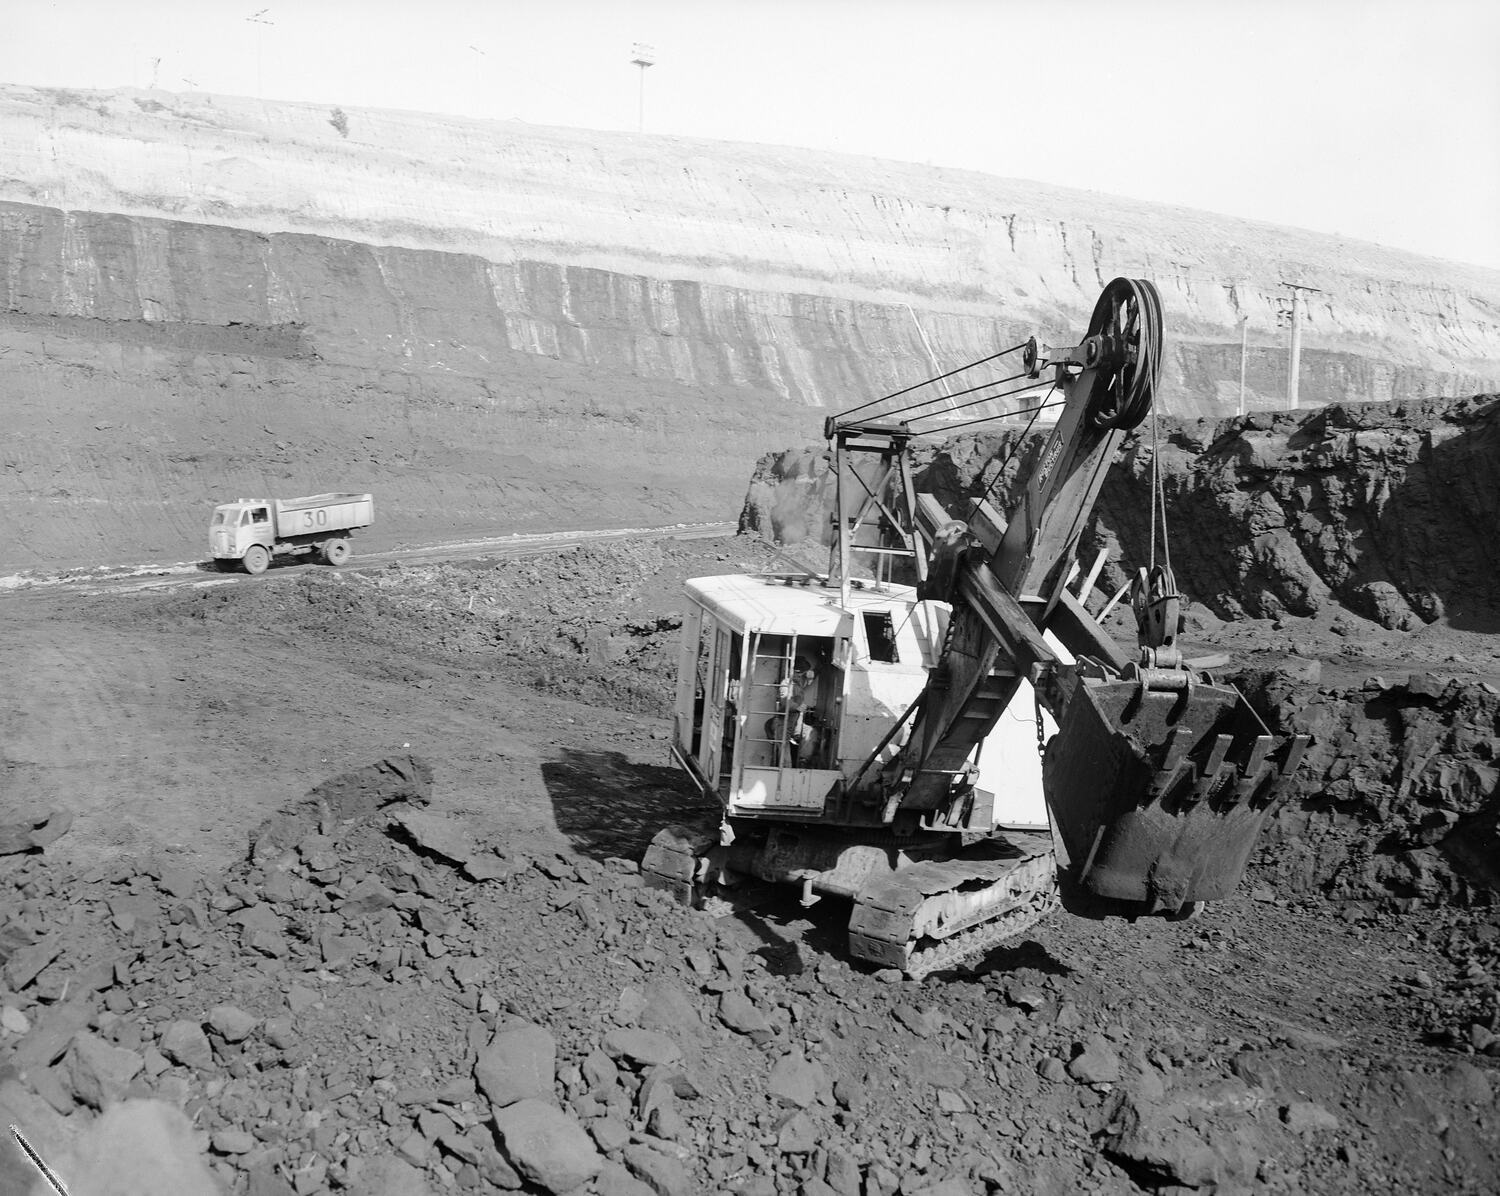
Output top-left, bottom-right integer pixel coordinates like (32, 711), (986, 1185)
(212, 509), (231, 525)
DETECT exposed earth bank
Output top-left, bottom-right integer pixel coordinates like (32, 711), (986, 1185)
(5, 83), (1500, 573)
(741, 396), (1500, 630)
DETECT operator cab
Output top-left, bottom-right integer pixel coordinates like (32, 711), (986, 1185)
(672, 574), (1050, 829)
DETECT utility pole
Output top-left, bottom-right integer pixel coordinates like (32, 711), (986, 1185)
(1279, 282), (1321, 410)
(629, 42), (655, 133)
(246, 8), (274, 98)
(1222, 282), (1249, 417)
(1238, 315), (1249, 416)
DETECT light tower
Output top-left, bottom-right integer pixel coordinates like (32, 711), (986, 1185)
(630, 42), (655, 133)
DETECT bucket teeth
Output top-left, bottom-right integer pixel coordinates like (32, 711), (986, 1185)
(1046, 676), (1308, 916)
(1185, 733), (1236, 803)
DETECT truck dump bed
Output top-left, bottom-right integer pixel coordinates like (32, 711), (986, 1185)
(272, 493), (374, 537)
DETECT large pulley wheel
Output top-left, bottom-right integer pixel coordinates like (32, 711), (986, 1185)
(1085, 277), (1163, 430)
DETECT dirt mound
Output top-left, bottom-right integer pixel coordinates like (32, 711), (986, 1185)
(157, 538), (781, 718)
(745, 395), (1500, 627)
(1239, 668), (1500, 902)
(1097, 396), (1500, 628)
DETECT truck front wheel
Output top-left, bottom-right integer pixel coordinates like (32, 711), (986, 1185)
(242, 545), (270, 575)
(323, 537), (351, 567)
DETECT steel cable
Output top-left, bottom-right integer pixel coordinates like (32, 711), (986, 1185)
(967, 382), (1060, 520)
(855, 366), (1037, 427)
(832, 340), (1029, 423)
(899, 374), (1055, 429)
(924, 394), (1065, 437)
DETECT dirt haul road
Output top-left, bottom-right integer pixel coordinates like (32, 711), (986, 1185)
(0, 527), (733, 872)
(0, 522), (734, 599)
(1, 532), (1497, 1196)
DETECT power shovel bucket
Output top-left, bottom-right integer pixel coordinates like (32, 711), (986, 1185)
(1043, 668), (1307, 919)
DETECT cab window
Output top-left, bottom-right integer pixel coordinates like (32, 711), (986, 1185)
(862, 611), (899, 663)
(212, 510), (228, 525)
(251, 508), (270, 524)
(238, 510), (252, 527)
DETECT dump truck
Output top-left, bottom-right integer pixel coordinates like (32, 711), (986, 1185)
(644, 277), (1307, 977)
(209, 492), (374, 574)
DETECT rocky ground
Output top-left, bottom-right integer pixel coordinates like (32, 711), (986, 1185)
(1, 529), (1498, 1196)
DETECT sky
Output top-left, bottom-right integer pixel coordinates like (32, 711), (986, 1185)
(7, 0), (1500, 270)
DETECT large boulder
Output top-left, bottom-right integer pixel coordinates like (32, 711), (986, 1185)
(475, 1021), (557, 1109)
(492, 1099), (602, 1194)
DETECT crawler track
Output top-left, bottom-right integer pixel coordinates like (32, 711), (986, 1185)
(643, 823), (1060, 979)
(848, 836), (1059, 978)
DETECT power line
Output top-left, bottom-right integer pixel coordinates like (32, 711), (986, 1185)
(245, 8), (274, 99)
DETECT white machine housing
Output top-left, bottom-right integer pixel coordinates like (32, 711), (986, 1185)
(671, 573), (1052, 831)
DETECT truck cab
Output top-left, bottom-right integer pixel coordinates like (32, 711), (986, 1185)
(209, 501), (273, 562)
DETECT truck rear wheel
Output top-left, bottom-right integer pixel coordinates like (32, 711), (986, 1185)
(242, 545), (270, 575)
(323, 537), (351, 566)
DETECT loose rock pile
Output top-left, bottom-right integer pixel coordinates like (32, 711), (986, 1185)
(4, 752), (1498, 1195)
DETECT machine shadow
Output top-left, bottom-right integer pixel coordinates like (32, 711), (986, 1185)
(542, 747), (714, 863)
(542, 750), (1076, 983)
(966, 935), (1075, 980)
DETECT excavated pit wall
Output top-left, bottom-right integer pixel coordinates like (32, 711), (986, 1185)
(6, 82), (1500, 570)
(10, 198), (1493, 572)
(738, 396), (1500, 905)
(741, 396), (1500, 628)
(7, 84), (1500, 401)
